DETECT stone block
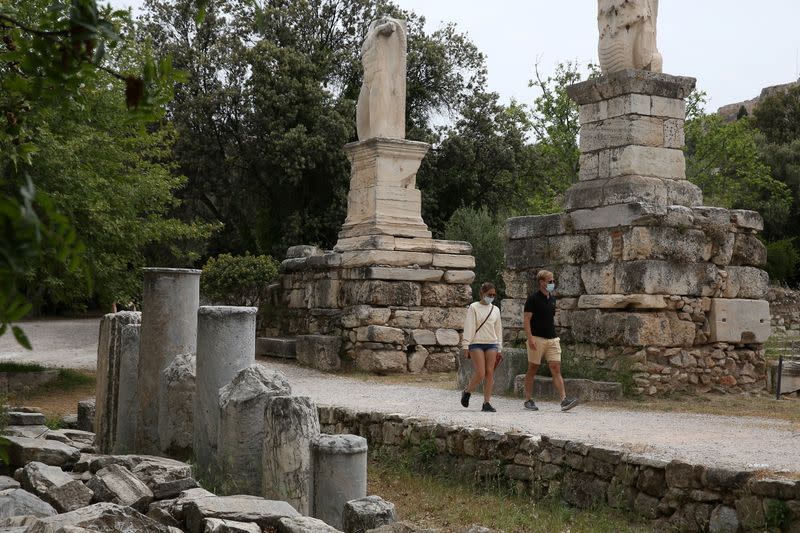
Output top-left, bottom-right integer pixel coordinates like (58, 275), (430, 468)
(392, 238), (433, 252)
(506, 213), (565, 240)
(356, 326), (405, 345)
(286, 245), (322, 259)
(600, 175), (668, 206)
(340, 250), (432, 268)
(504, 238), (548, 271)
(276, 516), (341, 532)
(578, 294), (667, 309)
(431, 239), (473, 254)
(408, 346), (429, 373)
(256, 337), (296, 359)
(434, 329), (460, 346)
(579, 115), (665, 152)
(708, 505), (739, 533)
(334, 235), (396, 252)
(365, 267), (443, 282)
(113, 324), (140, 454)
(410, 329), (437, 345)
(18, 462), (73, 498)
(431, 254), (475, 269)
(342, 495), (397, 533)
(458, 348), (528, 396)
(614, 261), (720, 296)
(602, 145), (685, 180)
(554, 265), (583, 297)
(3, 436), (80, 469)
(424, 350), (457, 372)
(389, 310), (423, 329)
(665, 179), (703, 207)
(581, 264), (616, 294)
(355, 350), (407, 374)
(500, 299), (525, 329)
(568, 203), (667, 230)
(663, 118), (685, 148)
(443, 270), (475, 284)
(579, 152), (600, 180)
(622, 227), (711, 262)
(650, 95), (686, 119)
(421, 283), (472, 307)
(202, 518), (262, 533)
(217, 366), (292, 495)
(707, 299), (771, 344)
(723, 267), (769, 299)
(130, 456), (193, 492)
(730, 210), (763, 231)
(0, 488), (57, 519)
(87, 464), (154, 512)
(7, 412), (45, 426)
(44, 479), (94, 513)
(569, 309), (688, 347)
(730, 234), (767, 267)
(185, 496), (300, 533)
(548, 235), (593, 264)
(342, 281), (421, 307)
(341, 305), (393, 328)
(307, 279), (341, 308)
(77, 399), (96, 433)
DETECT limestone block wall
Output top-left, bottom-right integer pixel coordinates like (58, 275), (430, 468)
(503, 206), (770, 396)
(768, 286), (800, 335)
(272, 238), (476, 373)
(319, 407), (800, 533)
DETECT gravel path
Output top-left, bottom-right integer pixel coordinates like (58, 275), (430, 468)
(2, 318), (799, 473)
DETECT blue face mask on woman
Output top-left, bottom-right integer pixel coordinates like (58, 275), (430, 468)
(483, 296), (495, 305)
(546, 282), (555, 293)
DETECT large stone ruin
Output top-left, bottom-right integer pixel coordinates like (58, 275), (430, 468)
(91, 267), (374, 529)
(265, 16), (476, 375)
(502, 5), (771, 396)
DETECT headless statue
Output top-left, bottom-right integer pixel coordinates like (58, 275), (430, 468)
(356, 17), (407, 140)
(598, 0), (663, 74)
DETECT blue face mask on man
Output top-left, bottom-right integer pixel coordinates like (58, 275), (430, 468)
(546, 282), (555, 293)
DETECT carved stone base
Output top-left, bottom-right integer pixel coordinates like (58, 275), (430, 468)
(338, 138), (431, 241)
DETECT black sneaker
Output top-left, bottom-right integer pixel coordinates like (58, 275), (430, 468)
(481, 402), (496, 412)
(460, 390), (471, 408)
(560, 398), (579, 412)
(523, 399), (539, 411)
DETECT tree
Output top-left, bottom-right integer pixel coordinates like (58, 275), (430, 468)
(0, 0), (178, 345)
(138, 0), (493, 256)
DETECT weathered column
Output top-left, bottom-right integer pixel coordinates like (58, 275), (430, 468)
(193, 306), (257, 479)
(263, 395), (320, 513)
(312, 434), (367, 529)
(135, 268), (200, 454)
(216, 366), (291, 495)
(158, 352), (196, 458)
(95, 311), (140, 453)
(113, 323), (141, 453)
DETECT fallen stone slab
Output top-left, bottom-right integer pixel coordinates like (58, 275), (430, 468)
(277, 516), (343, 532)
(18, 462), (73, 497)
(7, 412), (46, 426)
(147, 499), (181, 528)
(86, 464), (153, 512)
(2, 426), (50, 439)
(24, 502), (172, 533)
(60, 414), (78, 429)
(366, 523), (437, 533)
(0, 476), (20, 491)
(45, 429), (95, 449)
(203, 517), (262, 533)
(3, 436), (81, 469)
(169, 487), (216, 522)
(43, 480), (93, 513)
(0, 515), (40, 529)
(343, 496), (398, 533)
(0, 488), (57, 519)
(88, 453), (189, 474)
(131, 457), (193, 490)
(152, 477), (198, 500)
(185, 496), (301, 533)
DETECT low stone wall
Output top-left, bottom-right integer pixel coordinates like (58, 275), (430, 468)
(318, 406), (800, 533)
(0, 369), (59, 395)
(768, 286), (800, 335)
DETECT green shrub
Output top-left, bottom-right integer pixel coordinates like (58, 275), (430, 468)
(0, 361), (45, 373)
(766, 238), (800, 283)
(444, 207), (506, 299)
(201, 254), (280, 307)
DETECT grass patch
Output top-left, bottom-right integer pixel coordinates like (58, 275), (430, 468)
(0, 361), (46, 373)
(368, 455), (648, 533)
(8, 370), (95, 419)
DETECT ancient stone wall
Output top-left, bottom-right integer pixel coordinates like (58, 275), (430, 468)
(768, 286), (800, 335)
(319, 406), (800, 533)
(273, 238), (475, 374)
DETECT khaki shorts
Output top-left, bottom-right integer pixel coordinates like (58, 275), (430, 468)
(526, 336), (561, 365)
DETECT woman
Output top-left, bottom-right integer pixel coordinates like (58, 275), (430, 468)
(460, 282), (503, 412)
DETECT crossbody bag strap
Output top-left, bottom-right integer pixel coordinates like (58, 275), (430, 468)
(473, 304), (493, 335)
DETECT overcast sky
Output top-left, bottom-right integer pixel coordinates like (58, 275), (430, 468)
(112, 0), (800, 111)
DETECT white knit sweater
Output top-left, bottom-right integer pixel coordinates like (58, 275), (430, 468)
(461, 301), (503, 351)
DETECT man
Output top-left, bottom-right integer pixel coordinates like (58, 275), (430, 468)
(522, 270), (579, 412)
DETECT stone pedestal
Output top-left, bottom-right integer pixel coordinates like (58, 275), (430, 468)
(95, 311), (141, 454)
(338, 138), (431, 241)
(262, 395), (320, 514)
(274, 239), (475, 374)
(502, 70), (770, 396)
(136, 268), (200, 455)
(312, 434), (367, 529)
(193, 306), (257, 479)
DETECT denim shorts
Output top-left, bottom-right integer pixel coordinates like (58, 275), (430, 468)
(468, 343), (499, 351)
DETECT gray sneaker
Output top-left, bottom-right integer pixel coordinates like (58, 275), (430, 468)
(560, 397), (579, 412)
(523, 399), (539, 411)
